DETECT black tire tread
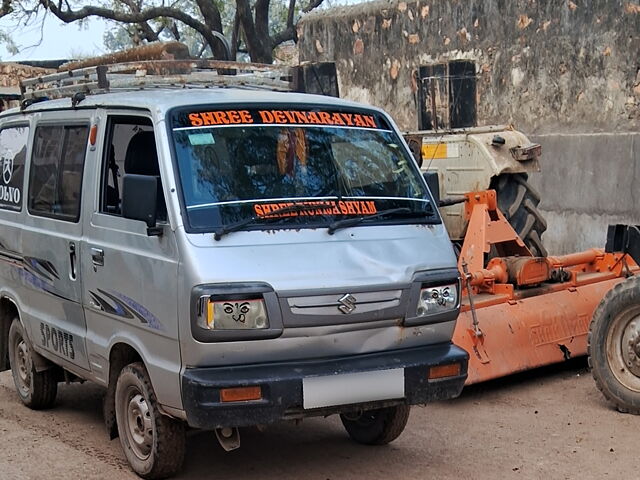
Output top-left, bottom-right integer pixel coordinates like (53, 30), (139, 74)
(518, 210), (536, 240)
(524, 198), (548, 231)
(490, 173), (548, 257)
(341, 405), (410, 445)
(507, 183), (527, 218)
(30, 369), (58, 410)
(374, 404), (411, 445)
(116, 362), (186, 479)
(588, 275), (640, 414)
(527, 231), (546, 260)
(514, 173), (541, 202)
(8, 318), (57, 410)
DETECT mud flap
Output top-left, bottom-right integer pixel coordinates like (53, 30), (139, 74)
(0, 323), (8, 372)
(103, 382), (118, 440)
(0, 311), (11, 372)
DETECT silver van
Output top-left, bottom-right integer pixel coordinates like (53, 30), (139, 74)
(0, 77), (467, 478)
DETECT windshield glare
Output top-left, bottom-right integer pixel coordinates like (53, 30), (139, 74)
(171, 108), (435, 232)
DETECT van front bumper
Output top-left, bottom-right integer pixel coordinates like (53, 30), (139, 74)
(181, 342), (468, 429)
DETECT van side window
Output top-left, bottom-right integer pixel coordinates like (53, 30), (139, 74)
(101, 116), (166, 221)
(0, 125), (29, 211)
(28, 125), (89, 222)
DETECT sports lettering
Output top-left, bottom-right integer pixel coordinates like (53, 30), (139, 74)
(187, 109), (378, 129)
(254, 200), (378, 218)
(40, 322), (75, 360)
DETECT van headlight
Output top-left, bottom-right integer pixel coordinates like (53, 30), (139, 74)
(416, 284), (458, 317)
(196, 296), (269, 330)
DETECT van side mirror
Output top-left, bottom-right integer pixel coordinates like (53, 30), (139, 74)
(122, 174), (161, 235)
(423, 171), (440, 206)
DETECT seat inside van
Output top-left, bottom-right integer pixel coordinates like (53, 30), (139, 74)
(103, 120), (167, 221)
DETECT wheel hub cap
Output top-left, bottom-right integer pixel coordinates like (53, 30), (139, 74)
(622, 320), (640, 377)
(126, 393), (153, 460)
(15, 340), (31, 395)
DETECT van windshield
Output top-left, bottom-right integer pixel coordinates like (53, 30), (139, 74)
(170, 107), (437, 233)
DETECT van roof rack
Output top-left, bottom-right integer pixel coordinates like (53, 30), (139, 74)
(19, 59), (296, 104)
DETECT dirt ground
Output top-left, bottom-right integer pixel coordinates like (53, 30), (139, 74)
(0, 358), (637, 480)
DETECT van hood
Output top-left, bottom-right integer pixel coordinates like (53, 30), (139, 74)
(181, 223), (456, 292)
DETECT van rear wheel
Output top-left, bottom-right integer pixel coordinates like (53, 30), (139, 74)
(340, 405), (410, 445)
(8, 318), (57, 409)
(115, 362), (186, 479)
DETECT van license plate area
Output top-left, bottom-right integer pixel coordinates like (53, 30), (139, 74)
(302, 368), (405, 409)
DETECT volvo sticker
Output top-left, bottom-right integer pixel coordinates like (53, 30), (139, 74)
(2, 156), (12, 184)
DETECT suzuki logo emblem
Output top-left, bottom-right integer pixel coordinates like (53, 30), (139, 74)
(2, 157), (12, 184)
(338, 293), (357, 314)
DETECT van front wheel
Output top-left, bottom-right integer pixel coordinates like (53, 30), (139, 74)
(340, 405), (410, 445)
(115, 362), (186, 479)
(8, 318), (57, 409)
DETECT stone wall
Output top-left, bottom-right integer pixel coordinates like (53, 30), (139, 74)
(0, 63), (54, 110)
(0, 62), (54, 88)
(299, 0), (640, 253)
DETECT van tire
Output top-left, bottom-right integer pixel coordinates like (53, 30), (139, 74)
(340, 405), (410, 445)
(7, 317), (57, 409)
(115, 362), (186, 479)
(588, 276), (640, 414)
(490, 173), (548, 257)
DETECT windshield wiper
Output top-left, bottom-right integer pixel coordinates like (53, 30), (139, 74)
(327, 207), (430, 235)
(214, 203), (328, 241)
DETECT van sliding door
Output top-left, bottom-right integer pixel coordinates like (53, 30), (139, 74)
(21, 114), (91, 372)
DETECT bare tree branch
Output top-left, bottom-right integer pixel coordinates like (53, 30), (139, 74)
(271, 26), (295, 47)
(231, 8), (240, 58)
(302, 0), (323, 14)
(0, 0), (14, 17)
(286, 0), (295, 28)
(1, 0), (327, 63)
(194, 0), (226, 59)
(271, 0), (299, 46)
(169, 20), (180, 41)
(119, 0), (159, 43)
(39, 0), (226, 58)
(254, 0), (270, 43)
(236, 0), (272, 62)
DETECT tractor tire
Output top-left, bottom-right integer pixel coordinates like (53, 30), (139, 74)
(490, 173), (548, 257)
(588, 275), (640, 414)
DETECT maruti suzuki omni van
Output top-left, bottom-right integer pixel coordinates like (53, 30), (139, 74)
(0, 86), (467, 478)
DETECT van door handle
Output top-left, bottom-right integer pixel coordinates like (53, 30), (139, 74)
(91, 248), (104, 267)
(68, 242), (77, 280)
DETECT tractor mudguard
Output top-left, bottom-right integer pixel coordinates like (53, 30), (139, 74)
(404, 125), (542, 242)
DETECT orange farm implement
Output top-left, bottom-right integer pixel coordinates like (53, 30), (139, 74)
(453, 190), (638, 385)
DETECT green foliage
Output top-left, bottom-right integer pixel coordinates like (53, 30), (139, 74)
(100, 0), (303, 57)
(0, 31), (18, 57)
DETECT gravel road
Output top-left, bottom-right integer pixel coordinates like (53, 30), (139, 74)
(0, 358), (636, 480)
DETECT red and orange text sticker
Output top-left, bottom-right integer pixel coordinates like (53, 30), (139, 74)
(254, 200), (378, 218)
(187, 109), (378, 129)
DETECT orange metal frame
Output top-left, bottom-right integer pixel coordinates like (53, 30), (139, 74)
(455, 191), (638, 385)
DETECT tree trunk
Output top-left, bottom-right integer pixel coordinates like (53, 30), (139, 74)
(194, 0), (227, 60)
(236, 0), (273, 63)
